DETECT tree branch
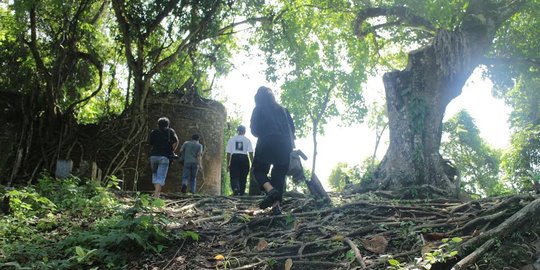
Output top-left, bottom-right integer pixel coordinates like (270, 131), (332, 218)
(65, 52), (104, 113)
(142, 0), (184, 40)
(147, 0), (221, 77)
(111, 0), (137, 71)
(354, 6), (436, 39)
(27, 6), (50, 78)
(494, 0), (528, 26)
(482, 56), (540, 68)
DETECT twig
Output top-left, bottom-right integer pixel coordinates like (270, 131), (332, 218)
(193, 215), (226, 225)
(343, 237), (367, 269)
(177, 197), (215, 212)
(285, 260), (349, 268)
(230, 259), (267, 270)
(162, 239), (186, 270)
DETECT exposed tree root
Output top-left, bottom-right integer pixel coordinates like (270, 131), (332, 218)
(130, 193), (540, 269)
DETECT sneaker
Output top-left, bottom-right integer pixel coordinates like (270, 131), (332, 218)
(181, 185), (187, 193)
(271, 205), (282, 215)
(259, 189), (280, 209)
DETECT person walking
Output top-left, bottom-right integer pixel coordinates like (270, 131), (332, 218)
(149, 117), (178, 198)
(250, 86), (295, 215)
(180, 134), (203, 193)
(226, 125), (254, 196)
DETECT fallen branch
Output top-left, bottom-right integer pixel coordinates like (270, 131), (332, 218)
(176, 198), (215, 212)
(451, 238), (496, 270)
(162, 239), (186, 270)
(343, 237), (367, 269)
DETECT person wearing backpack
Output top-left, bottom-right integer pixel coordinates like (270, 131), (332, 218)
(149, 117), (179, 198)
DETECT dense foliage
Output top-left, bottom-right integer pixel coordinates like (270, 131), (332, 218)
(441, 110), (507, 197)
(0, 175), (176, 269)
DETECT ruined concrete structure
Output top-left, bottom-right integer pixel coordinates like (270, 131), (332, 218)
(0, 92), (226, 196)
(132, 94), (226, 195)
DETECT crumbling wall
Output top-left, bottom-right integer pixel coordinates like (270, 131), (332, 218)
(128, 94), (226, 195)
(0, 92), (22, 184)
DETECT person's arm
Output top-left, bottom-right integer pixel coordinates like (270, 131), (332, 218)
(148, 130), (156, 145)
(170, 129), (179, 151)
(197, 145), (203, 169)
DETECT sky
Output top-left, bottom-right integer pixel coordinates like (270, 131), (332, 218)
(213, 49), (512, 190)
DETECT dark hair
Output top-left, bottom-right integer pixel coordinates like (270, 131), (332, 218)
(191, 134), (200, 140)
(157, 117), (170, 130)
(255, 86), (278, 107)
(237, 125), (246, 133)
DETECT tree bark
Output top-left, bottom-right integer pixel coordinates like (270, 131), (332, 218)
(358, 0), (526, 197)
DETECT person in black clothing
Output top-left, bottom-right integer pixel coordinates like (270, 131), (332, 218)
(250, 86), (295, 215)
(149, 117), (179, 198)
(226, 125), (254, 196)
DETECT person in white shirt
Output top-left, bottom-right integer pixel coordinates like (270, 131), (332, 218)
(225, 125), (254, 196)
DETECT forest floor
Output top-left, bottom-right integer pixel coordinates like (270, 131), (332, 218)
(129, 192), (540, 270)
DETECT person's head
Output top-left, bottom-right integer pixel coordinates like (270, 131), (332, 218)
(255, 86), (278, 107)
(157, 117), (170, 130)
(237, 125), (246, 135)
(191, 134), (200, 141)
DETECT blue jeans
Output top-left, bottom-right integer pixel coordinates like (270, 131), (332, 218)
(182, 163), (199, 193)
(150, 156), (169, 186)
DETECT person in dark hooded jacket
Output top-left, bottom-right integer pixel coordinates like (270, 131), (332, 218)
(250, 86), (295, 215)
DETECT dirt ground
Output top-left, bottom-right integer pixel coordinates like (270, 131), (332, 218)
(130, 192), (540, 270)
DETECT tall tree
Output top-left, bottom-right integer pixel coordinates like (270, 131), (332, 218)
(2, 0), (108, 183)
(487, 3), (540, 193)
(105, 0), (258, 176)
(441, 110), (504, 196)
(498, 77), (540, 193)
(254, 0), (372, 175)
(352, 0), (531, 197)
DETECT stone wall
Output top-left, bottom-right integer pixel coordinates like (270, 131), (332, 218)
(131, 95), (226, 195)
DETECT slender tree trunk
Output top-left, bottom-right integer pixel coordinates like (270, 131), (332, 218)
(371, 123), (387, 167)
(312, 124), (318, 176)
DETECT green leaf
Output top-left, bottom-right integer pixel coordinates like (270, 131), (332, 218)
(388, 259), (401, 266)
(451, 237), (463, 243)
(152, 198), (165, 208)
(75, 246), (85, 258)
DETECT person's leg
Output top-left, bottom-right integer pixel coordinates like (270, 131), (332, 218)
(154, 156), (170, 198)
(150, 156), (159, 197)
(252, 159), (271, 190)
(189, 163), (198, 193)
(267, 163), (287, 214)
(270, 163), (288, 199)
(238, 156), (250, 196)
(154, 184), (161, 198)
(229, 157), (241, 195)
(253, 159), (281, 209)
(181, 163), (189, 193)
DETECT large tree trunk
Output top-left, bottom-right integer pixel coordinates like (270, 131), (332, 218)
(358, 0), (525, 198)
